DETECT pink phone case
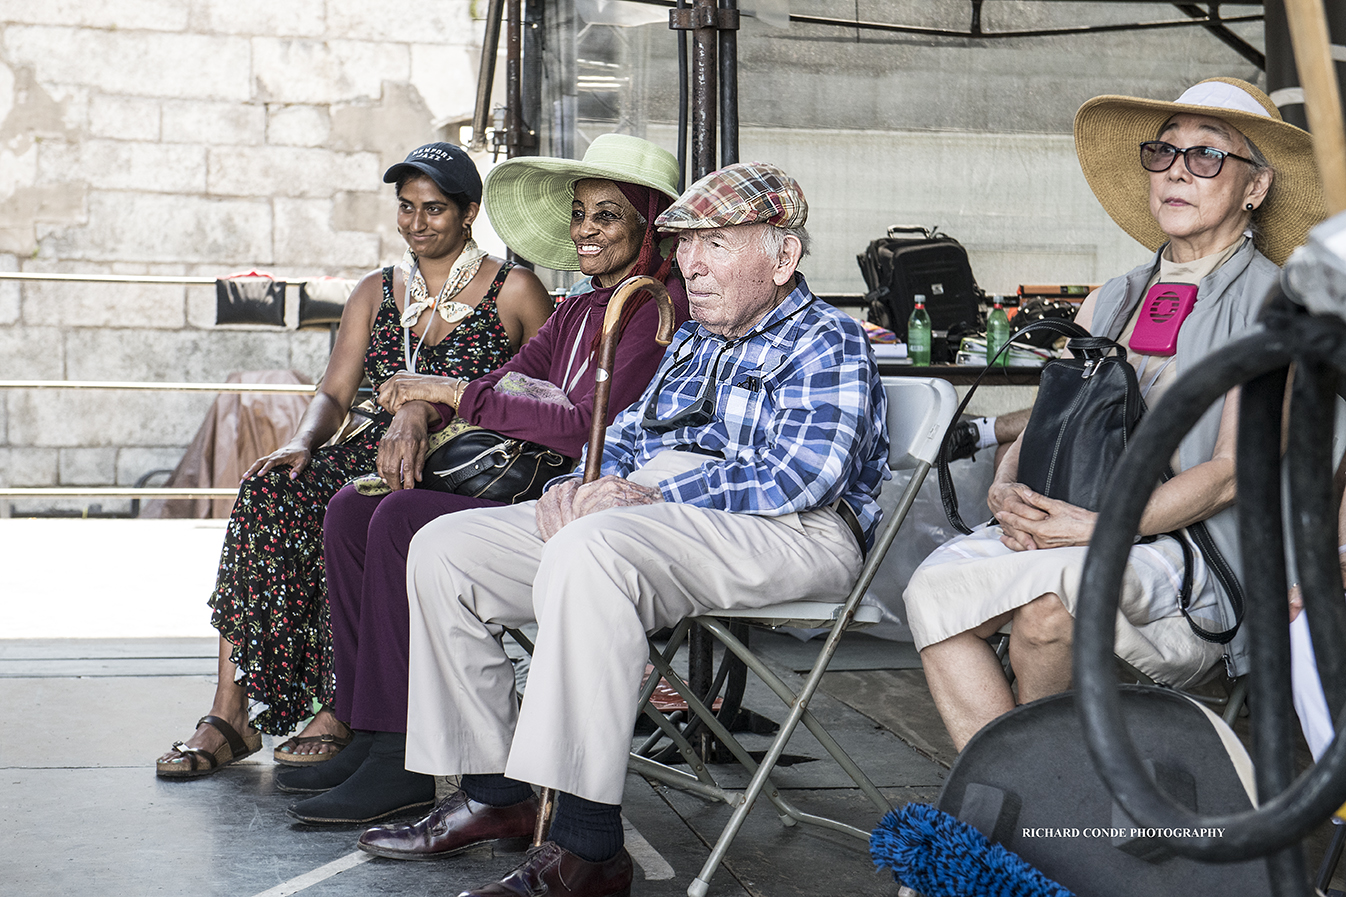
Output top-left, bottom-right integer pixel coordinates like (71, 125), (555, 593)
(1129, 282), (1198, 356)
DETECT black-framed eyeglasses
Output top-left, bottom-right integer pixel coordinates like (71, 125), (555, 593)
(639, 337), (731, 433)
(1139, 141), (1253, 179)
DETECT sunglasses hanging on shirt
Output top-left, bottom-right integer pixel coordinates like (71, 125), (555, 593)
(640, 297), (815, 433)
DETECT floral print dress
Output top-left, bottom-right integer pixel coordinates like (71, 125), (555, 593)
(209, 263), (517, 734)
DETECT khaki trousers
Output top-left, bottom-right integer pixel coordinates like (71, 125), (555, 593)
(403, 493), (862, 805)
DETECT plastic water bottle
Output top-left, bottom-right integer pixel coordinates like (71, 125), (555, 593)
(986, 298), (1010, 368)
(907, 296), (931, 366)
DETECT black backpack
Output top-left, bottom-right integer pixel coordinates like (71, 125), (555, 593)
(857, 225), (984, 345)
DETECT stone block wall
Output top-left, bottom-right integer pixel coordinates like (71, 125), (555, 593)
(0, 1), (1276, 516)
(0, 1), (486, 513)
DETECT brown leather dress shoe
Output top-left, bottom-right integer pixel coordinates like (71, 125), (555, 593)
(457, 841), (633, 897)
(357, 790), (538, 861)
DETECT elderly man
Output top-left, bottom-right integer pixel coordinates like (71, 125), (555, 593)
(357, 162), (888, 897)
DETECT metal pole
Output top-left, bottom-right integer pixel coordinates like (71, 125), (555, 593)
(1171, 4), (1266, 69)
(717, 0), (738, 168)
(504, 0), (533, 269)
(522, 0), (544, 159)
(0, 487), (240, 498)
(547, 0), (577, 161)
(506, 0), (524, 157)
(0, 272), (217, 284)
(690, 0), (717, 180)
(0, 380), (328, 394)
(676, 0), (689, 191)
(470, 0), (505, 151)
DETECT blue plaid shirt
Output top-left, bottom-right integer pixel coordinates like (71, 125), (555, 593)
(577, 276), (890, 548)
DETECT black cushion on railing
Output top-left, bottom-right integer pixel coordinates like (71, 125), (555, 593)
(215, 274), (286, 327)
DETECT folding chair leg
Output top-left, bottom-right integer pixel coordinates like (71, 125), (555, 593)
(700, 618), (890, 812)
(641, 637), (803, 820)
(684, 610), (894, 897)
(1317, 820), (1346, 894)
(685, 656), (872, 897)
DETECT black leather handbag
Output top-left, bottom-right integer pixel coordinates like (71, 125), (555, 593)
(1013, 324), (1142, 512)
(348, 412), (574, 504)
(939, 319), (1131, 533)
(936, 319), (1245, 645)
(420, 427), (574, 503)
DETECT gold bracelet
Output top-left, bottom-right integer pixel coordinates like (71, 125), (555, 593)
(453, 380), (465, 406)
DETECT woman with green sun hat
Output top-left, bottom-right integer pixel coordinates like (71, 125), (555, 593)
(484, 132), (687, 338)
(278, 133), (691, 826)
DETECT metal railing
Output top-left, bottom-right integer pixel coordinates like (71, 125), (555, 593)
(0, 272), (313, 284)
(0, 380), (343, 504)
(1, 268), (352, 509)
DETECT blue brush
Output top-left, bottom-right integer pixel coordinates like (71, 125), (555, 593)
(871, 803), (1076, 897)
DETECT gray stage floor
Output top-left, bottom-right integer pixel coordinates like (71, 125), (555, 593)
(4, 624), (1344, 895)
(0, 632), (940, 897)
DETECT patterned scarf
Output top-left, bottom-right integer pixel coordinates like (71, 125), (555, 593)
(397, 240), (488, 330)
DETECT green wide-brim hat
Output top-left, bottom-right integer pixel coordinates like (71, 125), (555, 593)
(1074, 77), (1326, 267)
(482, 133), (681, 271)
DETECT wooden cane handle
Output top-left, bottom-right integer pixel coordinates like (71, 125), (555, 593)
(583, 276), (677, 483)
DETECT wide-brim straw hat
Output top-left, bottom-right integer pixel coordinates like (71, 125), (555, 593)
(482, 134), (681, 271)
(1074, 77), (1326, 267)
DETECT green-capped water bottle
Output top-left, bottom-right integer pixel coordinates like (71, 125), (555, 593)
(907, 296), (931, 366)
(986, 298), (1010, 368)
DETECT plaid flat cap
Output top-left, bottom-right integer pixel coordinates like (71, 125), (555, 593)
(655, 161), (807, 231)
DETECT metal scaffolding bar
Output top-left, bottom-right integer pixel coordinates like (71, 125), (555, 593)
(0, 487), (239, 498)
(0, 380), (325, 394)
(0, 272), (326, 285)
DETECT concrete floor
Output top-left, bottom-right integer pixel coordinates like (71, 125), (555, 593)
(0, 633), (938, 897)
(3, 516), (1345, 896)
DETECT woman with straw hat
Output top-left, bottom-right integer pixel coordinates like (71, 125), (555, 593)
(275, 133), (689, 825)
(905, 78), (1326, 752)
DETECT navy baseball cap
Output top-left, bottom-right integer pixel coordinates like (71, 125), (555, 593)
(383, 143), (483, 204)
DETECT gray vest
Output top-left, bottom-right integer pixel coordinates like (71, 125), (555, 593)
(1089, 239), (1279, 677)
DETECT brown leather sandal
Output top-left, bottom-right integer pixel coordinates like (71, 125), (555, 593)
(156, 715), (263, 779)
(273, 724), (354, 766)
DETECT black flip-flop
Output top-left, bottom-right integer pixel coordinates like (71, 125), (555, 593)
(273, 729), (354, 767)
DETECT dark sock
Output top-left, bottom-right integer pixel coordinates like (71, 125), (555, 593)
(274, 729), (374, 793)
(460, 773), (535, 807)
(547, 793), (623, 863)
(287, 731), (433, 823)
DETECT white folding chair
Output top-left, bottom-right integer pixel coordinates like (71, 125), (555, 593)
(628, 376), (959, 897)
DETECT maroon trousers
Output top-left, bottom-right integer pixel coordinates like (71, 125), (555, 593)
(324, 484), (504, 732)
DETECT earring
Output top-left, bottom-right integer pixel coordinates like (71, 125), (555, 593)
(1245, 202), (1255, 211)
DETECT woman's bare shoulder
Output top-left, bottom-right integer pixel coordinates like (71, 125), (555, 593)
(494, 260), (554, 312)
(341, 267), (390, 324)
(497, 259), (549, 296)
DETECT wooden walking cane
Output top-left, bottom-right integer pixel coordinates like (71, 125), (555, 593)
(1285, 0), (1346, 215)
(532, 274), (678, 847)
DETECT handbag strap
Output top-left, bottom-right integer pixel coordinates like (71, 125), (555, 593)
(1172, 518), (1246, 645)
(937, 318), (1120, 534)
(433, 438), (522, 492)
